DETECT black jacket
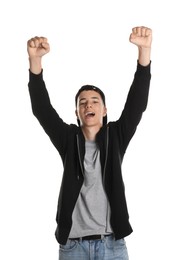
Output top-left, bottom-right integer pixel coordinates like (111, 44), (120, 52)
(28, 62), (151, 245)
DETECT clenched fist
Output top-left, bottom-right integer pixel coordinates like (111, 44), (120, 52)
(27, 36), (50, 59)
(27, 36), (50, 74)
(129, 26), (152, 66)
(129, 26), (152, 49)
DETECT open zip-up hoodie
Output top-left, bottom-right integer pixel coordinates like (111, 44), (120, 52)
(28, 62), (151, 245)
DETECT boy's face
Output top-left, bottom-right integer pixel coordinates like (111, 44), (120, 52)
(75, 90), (107, 128)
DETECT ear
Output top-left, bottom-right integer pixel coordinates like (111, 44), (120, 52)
(75, 109), (78, 118)
(103, 106), (107, 117)
(75, 110), (81, 126)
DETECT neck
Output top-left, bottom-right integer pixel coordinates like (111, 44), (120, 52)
(81, 125), (101, 141)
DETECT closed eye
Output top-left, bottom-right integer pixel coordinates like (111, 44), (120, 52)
(78, 97), (100, 106)
(79, 102), (86, 106)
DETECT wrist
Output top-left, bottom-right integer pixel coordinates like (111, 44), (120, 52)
(138, 46), (151, 66)
(29, 56), (42, 74)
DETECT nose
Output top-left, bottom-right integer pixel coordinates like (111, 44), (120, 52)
(86, 102), (92, 108)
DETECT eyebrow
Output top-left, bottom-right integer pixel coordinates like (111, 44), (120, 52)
(79, 97), (100, 102)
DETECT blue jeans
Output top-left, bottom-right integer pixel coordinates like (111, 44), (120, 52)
(59, 235), (129, 260)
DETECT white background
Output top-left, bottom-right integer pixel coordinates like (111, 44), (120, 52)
(1, 0), (177, 259)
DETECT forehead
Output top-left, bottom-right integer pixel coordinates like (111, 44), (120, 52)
(78, 90), (102, 100)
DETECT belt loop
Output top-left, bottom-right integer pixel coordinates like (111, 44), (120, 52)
(79, 237), (82, 242)
(101, 235), (104, 240)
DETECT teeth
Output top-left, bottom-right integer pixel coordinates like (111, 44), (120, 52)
(86, 112), (95, 116)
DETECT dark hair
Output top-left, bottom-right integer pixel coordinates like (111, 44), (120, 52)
(75, 85), (107, 126)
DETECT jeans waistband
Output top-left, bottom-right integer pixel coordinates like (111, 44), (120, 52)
(70, 234), (112, 241)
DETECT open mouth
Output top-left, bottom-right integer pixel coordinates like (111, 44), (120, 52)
(85, 111), (95, 118)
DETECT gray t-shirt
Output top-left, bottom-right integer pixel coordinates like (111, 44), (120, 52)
(69, 140), (113, 238)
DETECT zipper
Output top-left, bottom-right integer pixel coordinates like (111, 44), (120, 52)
(103, 126), (109, 185)
(102, 126), (112, 232)
(76, 134), (84, 180)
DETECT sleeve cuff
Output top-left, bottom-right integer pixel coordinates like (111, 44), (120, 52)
(136, 60), (151, 77)
(29, 69), (43, 82)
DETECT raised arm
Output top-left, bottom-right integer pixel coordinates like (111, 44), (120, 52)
(116, 26), (152, 155)
(27, 36), (50, 74)
(27, 36), (70, 158)
(129, 26), (152, 66)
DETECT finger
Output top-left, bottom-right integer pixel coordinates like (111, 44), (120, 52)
(137, 27), (142, 36)
(132, 27), (137, 35)
(145, 28), (152, 37)
(34, 36), (47, 48)
(141, 27), (146, 37)
(28, 36), (48, 48)
(139, 27), (151, 37)
(27, 39), (36, 48)
(132, 26), (151, 37)
(40, 37), (48, 42)
(132, 27), (141, 37)
(41, 42), (50, 51)
(27, 37), (39, 48)
(38, 36), (48, 44)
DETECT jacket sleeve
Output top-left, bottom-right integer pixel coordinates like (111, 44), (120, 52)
(117, 62), (151, 156)
(28, 70), (70, 157)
